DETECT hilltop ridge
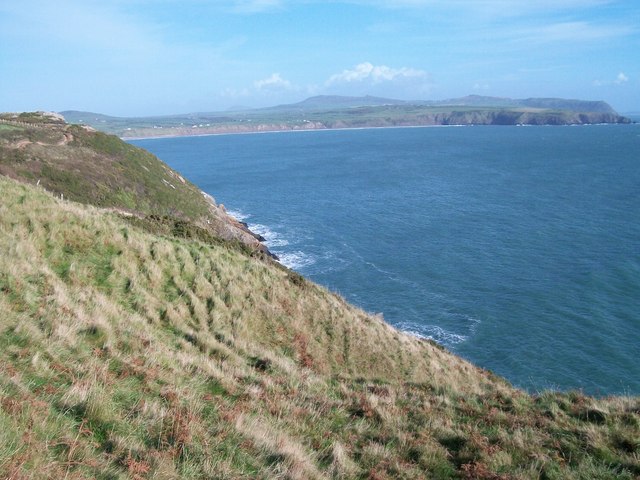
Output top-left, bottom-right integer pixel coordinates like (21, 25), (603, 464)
(60, 95), (631, 139)
(1, 114), (639, 479)
(0, 111), (272, 258)
(266, 94), (618, 114)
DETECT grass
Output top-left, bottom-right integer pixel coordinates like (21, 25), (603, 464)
(0, 115), (266, 257)
(1, 176), (638, 479)
(0, 124), (21, 132)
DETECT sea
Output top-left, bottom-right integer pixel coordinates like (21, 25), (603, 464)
(131, 123), (640, 396)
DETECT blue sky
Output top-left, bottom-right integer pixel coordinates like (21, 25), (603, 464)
(1, 0), (638, 115)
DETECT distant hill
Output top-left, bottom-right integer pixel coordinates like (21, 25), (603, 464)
(423, 95), (617, 114)
(60, 95), (631, 138)
(271, 94), (618, 114)
(267, 94), (407, 111)
(58, 110), (119, 123)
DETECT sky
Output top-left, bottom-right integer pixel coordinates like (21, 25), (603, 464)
(1, 0), (639, 116)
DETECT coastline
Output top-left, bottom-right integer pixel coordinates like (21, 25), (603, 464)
(124, 123), (475, 141)
(122, 121), (634, 141)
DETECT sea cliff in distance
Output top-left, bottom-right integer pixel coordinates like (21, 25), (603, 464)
(61, 94), (632, 139)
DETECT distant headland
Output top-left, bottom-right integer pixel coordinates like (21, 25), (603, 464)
(60, 95), (632, 139)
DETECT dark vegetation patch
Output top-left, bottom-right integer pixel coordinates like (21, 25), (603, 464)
(122, 214), (255, 258)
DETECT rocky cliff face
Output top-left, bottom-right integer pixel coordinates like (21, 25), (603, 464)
(452, 110), (631, 125)
(320, 110), (631, 128)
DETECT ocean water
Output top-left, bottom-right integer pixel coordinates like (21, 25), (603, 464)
(131, 124), (640, 395)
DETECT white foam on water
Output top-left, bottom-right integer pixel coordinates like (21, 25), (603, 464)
(396, 321), (471, 346)
(275, 250), (316, 270)
(306, 250), (349, 275)
(396, 313), (480, 346)
(226, 209), (250, 222)
(465, 314), (482, 335)
(364, 260), (398, 280)
(228, 216), (316, 272)
(249, 223), (290, 248)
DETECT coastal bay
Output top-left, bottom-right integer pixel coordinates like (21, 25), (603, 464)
(133, 123), (640, 395)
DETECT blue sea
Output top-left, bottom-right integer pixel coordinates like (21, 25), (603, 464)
(131, 124), (640, 396)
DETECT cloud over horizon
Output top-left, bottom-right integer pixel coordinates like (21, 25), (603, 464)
(220, 63), (432, 106)
(593, 72), (631, 87)
(254, 73), (295, 91)
(326, 62), (428, 86)
(615, 72), (629, 84)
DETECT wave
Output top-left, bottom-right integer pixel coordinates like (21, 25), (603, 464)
(249, 223), (290, 248)
(396, 313), (480, 347)
(445, 312), (481, 335)
(225, 210), (318, 272)
(238, 218), (316, 271)
(274, 250), (316, 270)
(396, 321), (468, 346)
(304, 250), (350, 276)
(226, 209), (250, 222)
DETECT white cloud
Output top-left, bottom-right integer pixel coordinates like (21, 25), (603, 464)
(593, 72), (630, 87)
(326, 62), (427, 86)
(615, 72), (629, 84)
(221, 74), (296, 101)
(254, 73), (294, 91)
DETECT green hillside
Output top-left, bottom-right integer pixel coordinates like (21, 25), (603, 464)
(0, 115), (638, 479)
(0, 112), (269, 256)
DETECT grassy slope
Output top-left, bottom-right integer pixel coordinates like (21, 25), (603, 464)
(1, 177), (639, 480)
(0, 118), (204, 215)
(0, 116), (264, 252)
